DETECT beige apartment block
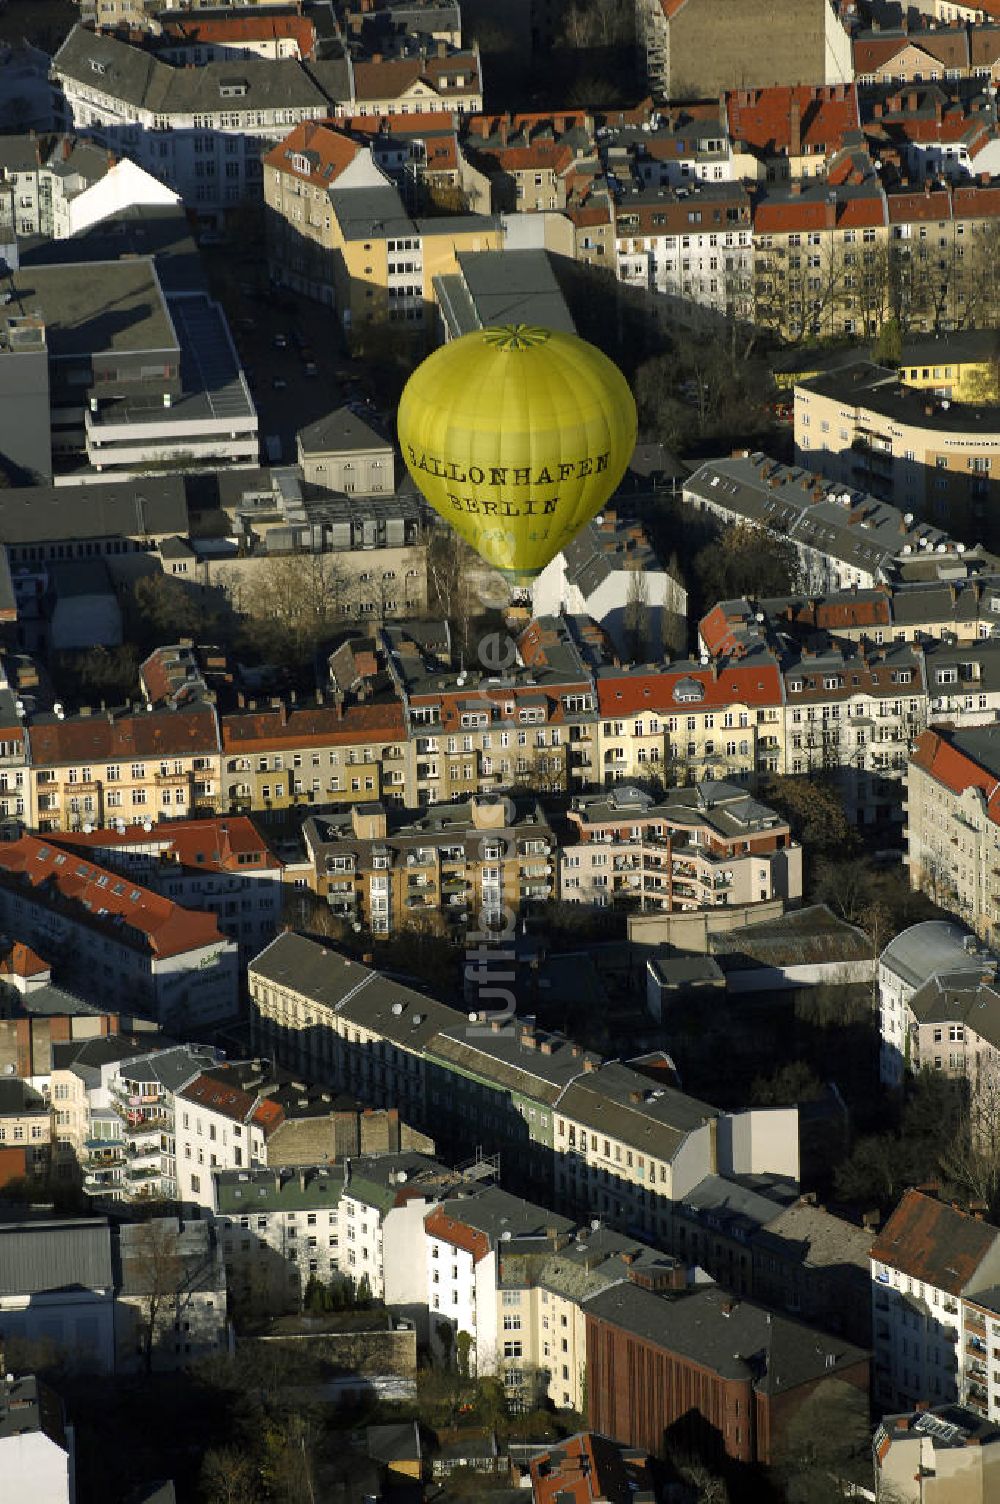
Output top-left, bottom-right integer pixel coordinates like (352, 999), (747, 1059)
(560, 783), (801, 914)
(795, 361), (1000, 543)
(906, 725), (1000, 939)
(302, 795), (556, 937)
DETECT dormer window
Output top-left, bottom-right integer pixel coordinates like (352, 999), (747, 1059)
(291, 153), (311, 176)
(219, 80), (248, 98)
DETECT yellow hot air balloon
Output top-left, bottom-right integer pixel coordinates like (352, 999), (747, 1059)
(396, 324), (637, 584)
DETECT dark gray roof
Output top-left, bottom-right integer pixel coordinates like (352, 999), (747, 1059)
(585, 1282), (867, 1393)
(115, 1044), (215, 1093)
(366, 1422), (421, 1465)
(329, 185), (414, 239)
(556, 1062), (715, 1163)
(298, 405), (389, 456)
(800, 358), (1000, 435)
(0, 1217), (113, 1294)
(437, 1185), (574, 1246)
(0, 1078), (47, 1115)
(0, 979), (100, 1017)
(939, 723), (1000, 782)
(435, 249), (575, 337)
(9, 258), (177, 358)
(880, 920), (983, 991)
(0, 475), (188, 544)
(21, 203), (207, 298)
(54, 25), (328, 116)
(49, 557), (115, 599)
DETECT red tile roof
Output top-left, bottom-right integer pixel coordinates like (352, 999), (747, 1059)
(952, 182), (1000, 221)
(424, 1206), (490, 1262)
(0, 942), (50, 979)
(221, 701), (405, 753)
(887, 188), (953, 223)
(353, 52), (480, 104)
(596, 659), (784, 716)
(910, 727), (1000, 822)
(871, 1188), (999, 1294)
(726, 84), (859, 158)
(27, 706), (219, 768)
(161, 13), (316, 56)
(48, 817), (281, 875)
(0, 835), (226, 959)
(854, 29), (970, 75)
(180, 1072), (257, 1123)
(264, 120), (365, 185)
(530, 1433), (643, 1504)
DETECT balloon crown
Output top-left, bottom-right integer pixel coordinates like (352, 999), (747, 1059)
(481, 324), (552, 351)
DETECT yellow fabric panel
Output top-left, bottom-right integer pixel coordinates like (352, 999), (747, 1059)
(397, 324), (637, 580)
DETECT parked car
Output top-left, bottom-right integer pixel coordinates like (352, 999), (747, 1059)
(273, 333), (288, 350)
(272, 377), (287, 390)
(304, 362), (318, 378)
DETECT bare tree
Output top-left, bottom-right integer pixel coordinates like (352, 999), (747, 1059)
(257, 553), (347, 663)
(427, 527), (479, 659)
(128, 1219), (185, 1375)
(624, 563), (650, 661)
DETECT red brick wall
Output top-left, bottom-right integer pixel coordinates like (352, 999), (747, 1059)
(585, 1314), (755, 1464)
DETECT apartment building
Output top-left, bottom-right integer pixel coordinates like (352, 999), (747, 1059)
(462, 112), (593, 214)
(390, 624), (594, 806)
(875, 1405), (1000, 1504)
(780, 639), (927, 822)
(752, 173), (889, 342)
(0, 133), (179, 241)
(853, 26), (971, 85)
(725, 85), (860, 182)
(27, 703), (221, 834)
(795, 361), (1000, 545)
(248, 932), (800, 1242)
(347, 51), (483, 119)
(871, 1188), (1000, 1417)
(51, 25), (333, 219)
(174, 1058), (427, 1210)
(683, 452), (967, 594)
(214, 1164), (346, 1315)
(156, 14), (319, 65)
(0, 836), (238, 1029)
(264, 121), (500, 335)
(426, 1189), (574, 1375)
(878, 919), (991, 1088)
(46, 817), (283, 965)
(0, 1217), (116, 1375)
(559, 782), (801, 914)
(591, 653), (785, 787)
(906, 725), (1000, 939)
(498, 1224), (680, 1411)
(614, 181), (753, 322)
(301, 794), (556, 936)
(220, 700), (409, 815)
(0, 1079), (50, 1179)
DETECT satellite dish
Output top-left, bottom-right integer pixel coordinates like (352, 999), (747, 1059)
(468, 1011), (478, 1023)
(82, 822), (93, 834)
(142, 820), (153, 832)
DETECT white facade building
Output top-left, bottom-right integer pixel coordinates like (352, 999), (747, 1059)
(52, 25), (333, 220)
(877, 920), (987, 1087)
(0, 1375), (74, 1504)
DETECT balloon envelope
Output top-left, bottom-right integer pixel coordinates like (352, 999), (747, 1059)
(396, 324), (637, 582)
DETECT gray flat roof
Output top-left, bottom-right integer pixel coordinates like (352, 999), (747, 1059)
(8, 259), (177, 358)
(585, 1282), (866, 1393)
(0, 475), (188, 545)
(0, 1216), (113, 1294)
(880, 919), (983, 991)
(437, 249), (576, 335)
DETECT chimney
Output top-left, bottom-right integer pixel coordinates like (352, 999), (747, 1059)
(539, 1039), (554, 1055)
(935, 99), (942, 125)
(299, 1170), (307, 1192)
(825, 195), (836, 229)
(873, 101), (883, 118)
(499, 117), (508, 146)
(437, 38), (446, 57)
(789, 94), (801, 159)
(62, 136), (72, 161)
